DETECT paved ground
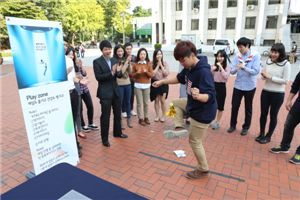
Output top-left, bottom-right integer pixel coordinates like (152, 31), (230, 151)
(1, 60), (300, 199)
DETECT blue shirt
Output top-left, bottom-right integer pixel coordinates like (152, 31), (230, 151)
(231, 50), (261, 91)
(104, 57), (111, 70)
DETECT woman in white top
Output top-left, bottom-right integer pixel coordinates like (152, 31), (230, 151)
(256, 43), (291, 144)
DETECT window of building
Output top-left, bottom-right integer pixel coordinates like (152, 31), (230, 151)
(287, 16), (300, 33)
(245, 17), (256, 29)
(208, 18), (217, 30)
(268, 0), (281, 4)
(247, 0), (258, 5)
(191, 19), (199, 30)
(227, 0), (237, 7)
(263, 39), (275, 46)
(226, 18), (236, 29)
(266, 16), (278, 29)
(176, 20), (182, 31)
(209, 0), (218, 8)
(207, 39), (215, 45)
(192, 0), (200, 9)
(176, 0), (183, 11)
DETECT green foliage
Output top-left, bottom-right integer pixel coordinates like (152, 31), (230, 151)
(132, 6), (151, 17)
(98, 0), (117, 38)
(61, 0), (105, 44)
(111, 0), (132, 35)
(0, 0), (137, 48)
(154, 43), (162, 50)
(35, 0), (66, 22)
(0, 0), (47, 48)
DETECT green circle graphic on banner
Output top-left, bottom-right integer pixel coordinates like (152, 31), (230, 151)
(65, 112), (74, 134)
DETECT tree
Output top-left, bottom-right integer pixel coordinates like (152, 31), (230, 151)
(60, 0), (105, 44)
(111, 0), (132, 42)
(0, 0), (47, 48)
(97, 0), (117, 39)
(132, 6), (151, 17)
(35, 0), (66, 22)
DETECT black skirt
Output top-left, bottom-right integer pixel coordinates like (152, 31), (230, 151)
(150, 79), (169, 101)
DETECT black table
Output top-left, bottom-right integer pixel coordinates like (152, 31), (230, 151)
(1, 163), (147, 200)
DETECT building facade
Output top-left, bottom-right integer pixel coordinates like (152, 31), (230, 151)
(152, 0), (300, 49)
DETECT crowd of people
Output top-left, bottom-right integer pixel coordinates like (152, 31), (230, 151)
(64, 37), (300, 179)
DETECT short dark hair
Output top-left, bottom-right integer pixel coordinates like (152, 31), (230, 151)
(236, 37), (252, 48)
(173, 41), (197, 61)
(124, 42), (133, 48)
(270, 43), (287, 62)
(99, 40), (112, 51)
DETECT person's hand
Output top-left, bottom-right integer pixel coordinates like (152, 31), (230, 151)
(112, 65), (117, 75)
(261, 69), (271, 79)
(158, 59), (162, 65)
(217, 62), (223, 71)
(191, 87), (200, 100)
(126, 55), (132, 62)
(79, 77), (89, 85)
(285, 100), (293, 111)
(237, 62), (245, 70)
(152, 80), (163, 88)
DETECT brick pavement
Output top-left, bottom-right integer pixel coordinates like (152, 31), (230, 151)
(1, 64), (300, 199)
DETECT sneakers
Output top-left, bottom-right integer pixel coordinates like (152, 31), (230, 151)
(82, 126), (91, 133)
(227, 126), (236, 133)
(184, 169), (209, 179)
(255, 133), (264, 142)
(122, 112), (127, 118)
(131, 110), (137, 116)
(289, 154), (300, 165)
(270, 145), (289, 154)
(240, 129), (248, 136)
(88, 124), (99, 130)
(211, 121), (220, 130)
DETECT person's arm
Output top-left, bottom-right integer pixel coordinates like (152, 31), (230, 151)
(153, 75), (179, 87)
(145, 62), (153, 78)
(230, 56), (239, 75)
(191, 69), (215, 103)
(115, 63), (123, 78)
(242, 54), (261, 75)
(131, 64), (138, 78)
(220, 65), (230, 80)
(271, 62), (291, 84)
(285, 93), (296, 111)
(286, 71), (300, 110)
(161, 61), (170, 77)
(121, 57), (131, 74)
(93, 59), (114, 82)
(191, 87), (209, 103)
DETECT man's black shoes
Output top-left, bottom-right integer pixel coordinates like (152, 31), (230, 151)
(114, 133), (128, 138)
(102, 142), (110, 147)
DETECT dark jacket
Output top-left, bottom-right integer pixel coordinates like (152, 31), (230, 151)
(290, 71), (300, 115)
(177, 56), (217, 124)
(93, 56), (122, 99)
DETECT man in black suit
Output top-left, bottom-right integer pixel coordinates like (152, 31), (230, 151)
(93, 40), (128, 147)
